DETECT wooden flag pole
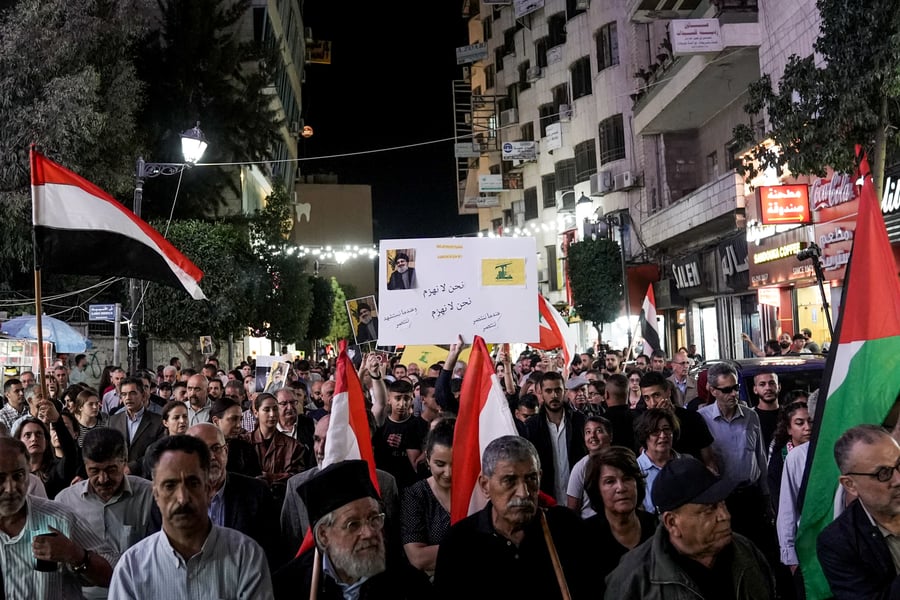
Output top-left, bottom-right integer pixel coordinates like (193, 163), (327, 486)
(33, 270), (48, 401)
(540, 510), (571, 600)
(309, 547), (322, 600)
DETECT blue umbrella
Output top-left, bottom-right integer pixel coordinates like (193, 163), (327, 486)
(1, 314), (90, 353)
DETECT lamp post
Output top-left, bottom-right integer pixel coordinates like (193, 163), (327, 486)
(127, 123), (209, 375)
(574, 193), (593, 241)
(607, 210), (632, 349)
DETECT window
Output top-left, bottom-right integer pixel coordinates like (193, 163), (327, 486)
(725, 139), (741, 171)
(491, 217), (503, 232)
(524, 187), (539, 220)
(567, 0), (587, 18)
(503, 28), (517, 56)
(542, 174), (557, 208)
(490, 164), (501, 175)
(483, 16), (493, 42)
(505, 83), (520, 110)
(552, 85), (570, 112)
(535, 37), (549, 68)
(498, 95), (513, 113)
(521, 121), (534, 141)
(546, 244), (559, 291)
(518, 61), (531, 92)
(571, 56), (592, 100)
(596, 22), (619, 72)
(575, 139), (598, 182)
(548, 13), (566, 48)
(539, 104), (558, 137)
(495, 47), (505, 72)
(598, 114), (626, 163)
(555, 159), (576, 195)
(485, 64), (495, 90)
(512, 200), (525, 227)
(706, 151), (719, 181)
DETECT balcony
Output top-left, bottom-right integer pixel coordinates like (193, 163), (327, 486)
(633, 20), (760, 135)
(641, 171), (747, 248)
(627, 0), (704, 22)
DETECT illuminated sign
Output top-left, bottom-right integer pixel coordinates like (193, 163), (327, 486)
(752, 242), (803, 265)
(758, 185), (811, 225)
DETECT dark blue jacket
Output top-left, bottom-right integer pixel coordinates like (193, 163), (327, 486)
(817, 498), (900, 599)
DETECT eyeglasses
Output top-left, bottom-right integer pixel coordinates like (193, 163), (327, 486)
(277, 400), (298, 407)
(338, 512), (386, 534)
(845, 458), (900, 483)
(650, 427), (673, 437)
(712, 384), (740, 394)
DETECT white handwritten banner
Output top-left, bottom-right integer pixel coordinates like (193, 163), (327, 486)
(377, 237), (538, 345)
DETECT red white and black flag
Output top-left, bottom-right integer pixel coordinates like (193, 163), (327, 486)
(30, 149), (206, 300)
(639, 284), (661, 356)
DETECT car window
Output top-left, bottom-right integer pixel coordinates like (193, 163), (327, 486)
(741, 367), (824, 408)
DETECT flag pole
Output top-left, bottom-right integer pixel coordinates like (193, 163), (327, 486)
(540, 510), (571, 600)
(309, 547), (321, 600)
(29, 146), (49, 400)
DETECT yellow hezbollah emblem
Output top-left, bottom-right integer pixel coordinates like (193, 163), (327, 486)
(482, 258), (526, 286)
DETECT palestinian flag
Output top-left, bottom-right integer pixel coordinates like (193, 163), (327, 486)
(30, 148), (206, 300)
(796, 153), (900, 598)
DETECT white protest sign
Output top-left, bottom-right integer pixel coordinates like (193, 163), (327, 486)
(377, 237), (538, 345)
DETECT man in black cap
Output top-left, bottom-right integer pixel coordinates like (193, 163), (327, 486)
(273, 459), (430, 599)
(604, 455), (776, 599)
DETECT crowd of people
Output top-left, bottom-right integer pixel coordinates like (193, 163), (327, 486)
(0, 340), (896, 599)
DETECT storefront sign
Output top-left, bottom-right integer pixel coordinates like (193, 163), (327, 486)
(672, 260), (702, 289)
(544, 123), (562, 151)
(717, 234), (749, 292)
(455, 42), (488, 65)
(501, 141), (537, 161)
(748, 228), (813, 288)
(671, 19), (723, 55)
(478, 174), (502, 192)
(757, 287), (780, 307)
(758, 185), (811, 225)
(810, 173), (857, 210)
(753, 242), (804, 265)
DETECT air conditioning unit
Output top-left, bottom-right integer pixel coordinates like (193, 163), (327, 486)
(575, 0), (590, 9)
(614, 171), (635, 190)
(591, 171), (614, 196)
(526, 66), (542, 81)
(500, 108), (519, 127)
(559, 104), (572, 122)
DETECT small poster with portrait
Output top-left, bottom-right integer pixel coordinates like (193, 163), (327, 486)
(347, 295), (379, 346)
(262, 360), (288, 394)
(385, 249), (417, 290)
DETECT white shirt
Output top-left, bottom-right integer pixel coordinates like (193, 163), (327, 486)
(547, 415), (569, 506)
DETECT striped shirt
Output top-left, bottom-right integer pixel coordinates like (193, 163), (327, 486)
(0, 402), (28, 431)
(109, 522), (272, 599)
(0, 496), (118, 600)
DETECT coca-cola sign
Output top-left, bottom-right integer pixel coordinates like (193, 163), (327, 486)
(811, 173), (858, 210)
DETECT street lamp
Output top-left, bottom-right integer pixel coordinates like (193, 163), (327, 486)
(575, 193), (593, 241)
(607, 210), (632, 349)
(128, 122), (209, 375)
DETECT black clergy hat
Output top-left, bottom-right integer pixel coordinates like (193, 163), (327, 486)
(299, 460), (380, 526)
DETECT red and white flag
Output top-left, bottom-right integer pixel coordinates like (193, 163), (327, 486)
(451, 335), (519, 523)
(30, 149), (205, 300)
(296, 340), (379, 555)
(640, 284), (661, 357)
(533, 293), (575, 369)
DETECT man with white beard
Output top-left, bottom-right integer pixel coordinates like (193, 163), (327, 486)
(273, 459), (430, 599)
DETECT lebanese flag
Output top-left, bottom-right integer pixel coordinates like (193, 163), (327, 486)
(296, 340), (379, 555)
(795, 150), (900, 599)
(533, 293), (575, 369)
(29, 149), (205, 300)
(639, 284), (661, 356)
(451, 335), (519, 523)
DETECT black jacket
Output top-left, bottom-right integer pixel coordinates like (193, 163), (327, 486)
(523, 406), (587, 499)
(817, 498), (900, 599)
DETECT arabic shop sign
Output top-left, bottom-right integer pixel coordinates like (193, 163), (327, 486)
(717, 234), (749, 291)
(758, 185), (811, 225)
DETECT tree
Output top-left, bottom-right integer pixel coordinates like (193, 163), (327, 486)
(326, 277), (352, 347)
(306, 276), (335, 341)
(566, 238), (624, 341)
(0, 0), (147, 283)
(141, 219), (266, 363)
(136, 0), (282, 218)
(734, 0), (900, 196)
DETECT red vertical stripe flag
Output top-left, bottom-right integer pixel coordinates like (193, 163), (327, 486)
(533, 293), (575, 369)
(296, 340), (380, 555)
(451, 335), (519, 523)
(796, 151), (900, 598)
(30, 149), (205, 300)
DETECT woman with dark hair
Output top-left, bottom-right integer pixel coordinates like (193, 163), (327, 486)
(566, 416), (613, 518)
(98, 365), (116, 396)
(247, 392), (306, 503)
(625, 368), (643, 409)
(584, 446), (657, 583)
(13, 404), (77, 499)
(401, 417), (455, 576)
(73, 388), (104, 447)
(51, 411), (81, 459)
(767, 400), (812, 510)
(161, 400), (189, 436)
(211, 396), (262, 477)
(634, 408), (680, 514)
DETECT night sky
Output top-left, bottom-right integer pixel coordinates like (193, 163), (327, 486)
(300, 2), (478, 241)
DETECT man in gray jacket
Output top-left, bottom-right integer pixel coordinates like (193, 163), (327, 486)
(605, 456), (775, 599)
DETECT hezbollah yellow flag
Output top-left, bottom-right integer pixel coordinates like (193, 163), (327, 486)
(399, 345), (481, 368)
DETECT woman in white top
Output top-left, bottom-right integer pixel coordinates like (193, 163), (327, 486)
(566, 416), (612, 518)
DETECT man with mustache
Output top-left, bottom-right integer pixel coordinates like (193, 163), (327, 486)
(273, 460), (430, 599)
(0, 437), (115, 598)
(433, 436), (591, 599)
(109, 435), (273, 598)
(55, 428), (154, 599)
(605, 455), (775, 599)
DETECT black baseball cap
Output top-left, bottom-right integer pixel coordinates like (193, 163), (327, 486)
(651, 456), (736, 513)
